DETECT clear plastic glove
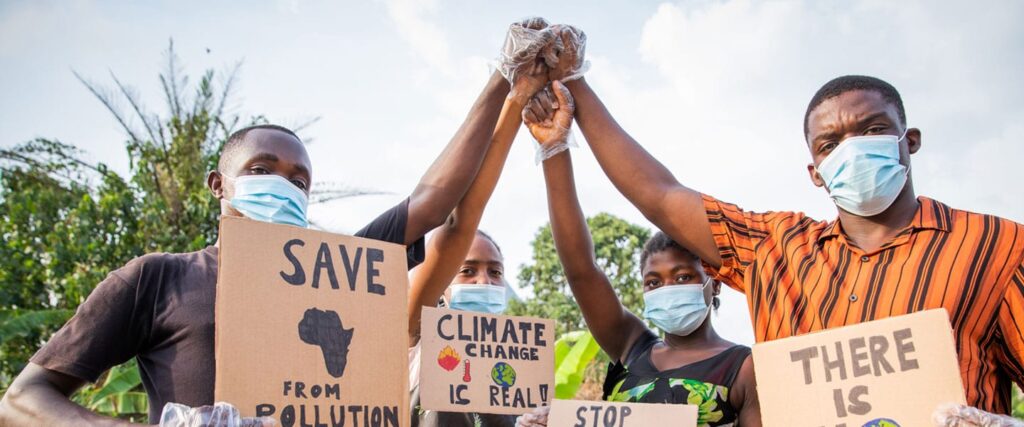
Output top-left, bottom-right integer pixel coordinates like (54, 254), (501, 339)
(497, 17), (556, 87)
(160, 402), (276, 427)
(515, 405), (550, 427)
(933, 403), (1024, 426)
(544, 24), (589, 82)
(523, 80), (577, 164)
(509, 55), (550, 104)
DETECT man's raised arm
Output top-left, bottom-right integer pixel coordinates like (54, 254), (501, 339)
(564, 78), (722, 267)
(402, 71), (510, 245)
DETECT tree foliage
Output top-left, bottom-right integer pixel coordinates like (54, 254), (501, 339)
(0, 41), (365, 420)
(0, 41), (242, 419)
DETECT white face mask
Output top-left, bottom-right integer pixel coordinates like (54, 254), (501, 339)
(642, 278), (713, 336)
(447, 284), (507, 314)
(815, 130), (909, 217)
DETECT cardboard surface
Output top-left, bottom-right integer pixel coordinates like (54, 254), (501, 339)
(418, 306), (555, 415)
(753, 309), (965, 427)
(215, 216), (410, 426)
(547, 399), (698, 427)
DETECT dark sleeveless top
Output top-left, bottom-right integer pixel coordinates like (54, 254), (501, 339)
(602, 331), (751, 427)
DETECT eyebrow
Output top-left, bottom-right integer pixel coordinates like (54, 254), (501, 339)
(248, 152), (279, 163)
(673, 264), (694, 272)
(463, 259), (504, 266)
(812, 111), (892, 146)
(292, 163), (311, 177)
(854, 111), (889, 127)
(248, 152), (311, 177)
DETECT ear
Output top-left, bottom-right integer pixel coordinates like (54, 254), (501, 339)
(712, 280), (722, 296)
(807, 163), (826, 188)
(207, 171), (224, 199)
(906, 127), (922, 154)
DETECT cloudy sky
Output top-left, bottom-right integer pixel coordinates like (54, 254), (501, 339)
(2, 0), (1022, 344)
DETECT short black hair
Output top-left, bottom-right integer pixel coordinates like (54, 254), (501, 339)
(803, 75), (906, 137)
(476, 230), (502, 256)
(640, 231), (720, 308)
(640, 231), (698, 269)
(218, 124), (301, 171)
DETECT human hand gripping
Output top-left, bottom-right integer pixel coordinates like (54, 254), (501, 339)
(498, 17), (556, 102)
(544, 24), (589, 82)
(515, 405), (550, 427)
(160, 402), (275, 427)
(932, 403), (1024, 426)
(523, 80), (576, 163)
(509, 56), (550, 106)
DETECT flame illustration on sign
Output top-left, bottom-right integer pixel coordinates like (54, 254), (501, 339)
(437, 345), (461, 371)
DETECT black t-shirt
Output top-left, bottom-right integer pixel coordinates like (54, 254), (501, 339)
(31, 199), (425, 423)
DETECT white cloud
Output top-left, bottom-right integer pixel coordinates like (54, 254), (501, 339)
(381, 0), (456, 78)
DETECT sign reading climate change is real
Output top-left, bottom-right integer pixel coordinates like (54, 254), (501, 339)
(419, 306), (555, 415)
(753, 309), (965, 427)
(215, 216), (410, 427)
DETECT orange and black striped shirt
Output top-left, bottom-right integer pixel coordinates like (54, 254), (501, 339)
(703, 194), (1024, 414)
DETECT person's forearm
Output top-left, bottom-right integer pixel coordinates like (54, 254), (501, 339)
(564, 78), (694, 222)
(541, 151), (601, 281)
(0, 380), (137, 427)
(449, 96), (524, 234)
(404, 71), (510, 244)
(407, 96), (523, 345)
(564, 78), (722, 266)
(542, 150), (640, 361)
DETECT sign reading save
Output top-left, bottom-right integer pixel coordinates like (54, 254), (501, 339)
(419, 306), (554, 415)
(753, 309), (965, 427)
(215, 216), (410, 427)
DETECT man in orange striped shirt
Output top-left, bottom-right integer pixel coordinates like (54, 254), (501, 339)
(564, 74), (1024, 416)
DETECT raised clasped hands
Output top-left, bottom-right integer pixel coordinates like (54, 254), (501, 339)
(499, 17), (587, 104)
(523, 80), (576, 163)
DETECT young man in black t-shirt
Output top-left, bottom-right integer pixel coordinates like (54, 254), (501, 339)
(0, 65), (512, 426)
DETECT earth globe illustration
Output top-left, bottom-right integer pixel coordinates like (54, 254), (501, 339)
(490, 362), (517, 387)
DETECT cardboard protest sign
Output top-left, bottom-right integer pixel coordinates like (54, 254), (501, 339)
(418, 306), (555, 415)
(753, 309), (965, 427)
(547, 399), (698, 427)
(215, 216), (410, 427)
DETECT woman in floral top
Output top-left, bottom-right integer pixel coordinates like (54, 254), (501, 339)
(516, 82), (761, 426)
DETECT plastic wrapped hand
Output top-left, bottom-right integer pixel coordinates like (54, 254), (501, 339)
(515, 405), (550, 427)
(497, 17), (556, 89)
(509, 55), (550, 104)
(545, 24), (589, 82)
(160, 402), (276, 427)
(523, 80), (577, 163)
(932, 403), (1024, 426)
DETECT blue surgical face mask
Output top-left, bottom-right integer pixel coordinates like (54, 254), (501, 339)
(448, 284), (507, 314)
(643, 278), (712, 336)
(816, 131), (909, 217)
(229, 174), (309, 228)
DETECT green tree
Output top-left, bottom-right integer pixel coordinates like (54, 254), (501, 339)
(0, 41), (363, 420)
(508, 212), (650, 337)
(1015, 386), (1024, 418)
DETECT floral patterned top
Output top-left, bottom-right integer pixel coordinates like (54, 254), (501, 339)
(602, 331), (751, 427)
